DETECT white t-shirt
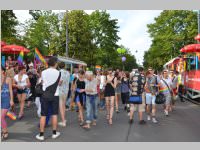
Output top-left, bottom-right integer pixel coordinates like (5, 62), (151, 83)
(41, 68), (60, 96)
(100, 75), (106, 89)
(171, 76), (178, 89)
(85, 78), (98, 95)
(73, 73), (79, 79)
(14, 74), (29, 87)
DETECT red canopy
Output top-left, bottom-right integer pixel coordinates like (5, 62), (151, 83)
(1, 45), (30, 54)
(180, 44), (200, 53)
(1, 41), (6, 47)
(195, 34), (200, 42)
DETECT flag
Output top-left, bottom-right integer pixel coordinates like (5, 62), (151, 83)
(183, 55), (186, 71)
(35, 48), (48, 67)
(197, 53), (200, 60)
(17, 51), (24, 65)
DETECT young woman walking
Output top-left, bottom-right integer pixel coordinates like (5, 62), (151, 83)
(13, 66), (30, 119)
(58, 62), (70, 127)
(73, 70), (86, 126)
(1, 66), (14, 140)
(114, 71), (121, 113)
(104, 69), (117, 125)
(121, 72), (130, 111)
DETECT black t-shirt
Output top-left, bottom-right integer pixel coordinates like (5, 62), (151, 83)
(76, 79), (85, 89)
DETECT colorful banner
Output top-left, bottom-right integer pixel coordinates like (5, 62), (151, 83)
(35, 48), (48, 67)
(17, 51), (24, 65)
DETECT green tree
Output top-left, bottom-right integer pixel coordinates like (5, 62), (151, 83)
(89, 10), (120, 68)
(61, 10), (94, 66)
(23, 11), (63, 58)
(1, 10), (18, 43)
(145, 10), (198, 71)
(29, 10), (43, 21)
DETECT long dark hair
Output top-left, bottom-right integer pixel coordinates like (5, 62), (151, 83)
(1, 65), (7, 87)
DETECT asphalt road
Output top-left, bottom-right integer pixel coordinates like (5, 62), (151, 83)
(3, 100), (200, 142)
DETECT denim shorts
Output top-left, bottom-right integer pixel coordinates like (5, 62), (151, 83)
(146, 93), (156, 105)
(17, 88), (28, 94)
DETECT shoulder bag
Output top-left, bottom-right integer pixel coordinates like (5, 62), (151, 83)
(36, 72), (61, 100)
(155, 79), (172, 104)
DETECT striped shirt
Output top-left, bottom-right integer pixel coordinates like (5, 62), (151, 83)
(159, 78), (172, 96)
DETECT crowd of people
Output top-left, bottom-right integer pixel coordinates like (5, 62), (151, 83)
(1, 56), (185, 141)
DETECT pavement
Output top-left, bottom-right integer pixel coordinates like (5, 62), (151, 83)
(2, 100), (200, 142)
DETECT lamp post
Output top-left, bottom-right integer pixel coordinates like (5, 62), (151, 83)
(198, 10), (200, 34)
(198, 10), (200, 44)
(65, 10), (69, 57)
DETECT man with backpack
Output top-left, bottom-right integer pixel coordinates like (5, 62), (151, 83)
(129, 67), (146, 125)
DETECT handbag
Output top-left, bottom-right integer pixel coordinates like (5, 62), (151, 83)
(155, 78), (172, 104)
(155, 93), (166, 104)
(6, 107), (17, 120)
(35, 83), (43, 97)
(129, 95), (142, 104)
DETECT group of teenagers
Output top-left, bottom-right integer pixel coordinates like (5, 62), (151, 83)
(1, 56), (184, 141)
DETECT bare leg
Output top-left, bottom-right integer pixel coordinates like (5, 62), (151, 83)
(59, 95), (67, 123)
(139, 111), (143, 121)
(1, 109), (8, 138)
(129, 104), (134, 120)
(115, 94), (119, 111)
(17, 94), (22, 116)
(21, 94), (26, 114)
(105, 97), (110, 119)
(40, 116), (46, 133)
(109, 96), (115, 124)
(52, 115), (58, 130)
(146, 104), (151, 116)
(77, 102), (84, 122)
(152, 104), (156, 117)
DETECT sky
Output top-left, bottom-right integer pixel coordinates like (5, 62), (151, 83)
(14, 10), (162, 65)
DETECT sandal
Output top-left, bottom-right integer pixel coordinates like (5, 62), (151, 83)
(82, 124), (91, 130)
(92, 121), (97, 126)
(1, 132), (8, 140)
(18, 114), (24, 120)
(79, 121), (84, 126)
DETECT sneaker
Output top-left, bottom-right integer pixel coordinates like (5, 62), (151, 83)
(127, 112), (130, 116)
(147, 115), (151, 121)
(127, 107), (130, 113)
(52, 132), (61, 139)
(139, 120), (146, 125)
(58, 122), (66, 127)
(116, 110), (120, 113)
(36, 134), (44, 141)
(152, 118), (158, 123)
(164, 110), (169, 116)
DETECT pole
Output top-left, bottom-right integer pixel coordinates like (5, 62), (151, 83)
(66, 10), (69, 57)
(198, 10), (200, 34)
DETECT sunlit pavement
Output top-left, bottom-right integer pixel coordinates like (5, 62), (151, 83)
(3, 100), (200, 142)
